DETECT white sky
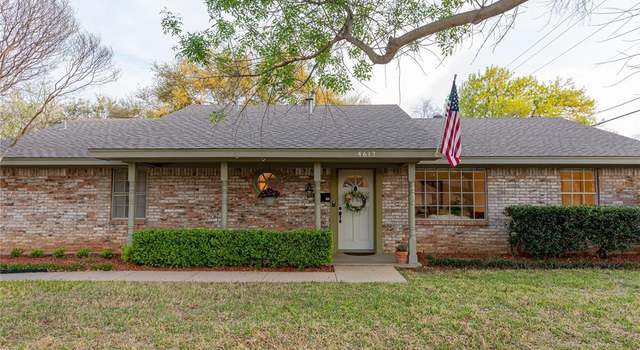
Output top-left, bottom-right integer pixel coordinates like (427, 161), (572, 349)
(70, 0), (640, 138)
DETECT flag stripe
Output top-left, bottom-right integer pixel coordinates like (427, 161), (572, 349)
(438, 78), (462, 168)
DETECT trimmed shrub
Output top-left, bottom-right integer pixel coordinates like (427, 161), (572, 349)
(99, 249), (114, 259)
(425, 256), (640, 270)
(506, 205), (640, 258)
(128, 228), (333, 268)
(75, 248), (91, 258)
(52, 248), (65, 258)
(0, 263), (85, 273)
(121, 245), (132, 262)
(10, 248), (24, 258)
(30, 249), (44, 258)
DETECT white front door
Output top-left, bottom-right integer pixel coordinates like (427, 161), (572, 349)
(338, 169), (374, 251)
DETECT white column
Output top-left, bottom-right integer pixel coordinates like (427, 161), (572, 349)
(127, 162), (137, 243)
(313, 162), (322, 229)
(408, 163), (417, 265)
(221, 162), (228, 228)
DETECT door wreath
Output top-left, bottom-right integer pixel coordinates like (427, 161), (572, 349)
(344, 187), (368, 213)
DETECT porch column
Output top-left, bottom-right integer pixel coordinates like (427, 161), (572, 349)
(221, 162), (228, 228)
(313, 162), (321, 229)
(127, 162), (136, 243)
(407, 163), (418, 265)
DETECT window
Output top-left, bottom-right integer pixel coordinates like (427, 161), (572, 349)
(416, 168), (486, 220)
(560, 169), (597, 206)
(111, 168), (146, 219)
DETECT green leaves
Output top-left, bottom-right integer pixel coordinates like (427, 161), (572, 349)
(506, 205), (640, 258)
(459, 66), (596, 124)
(160, 0), (493, 105)
(128, 228), (333, 268)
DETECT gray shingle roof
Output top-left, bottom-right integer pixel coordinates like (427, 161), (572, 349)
(4, 104), (433, 158)
(3, 104), (640, 160)
(416, 117), (640, 157)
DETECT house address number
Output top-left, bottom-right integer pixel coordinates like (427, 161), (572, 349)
(357, 151), (376, 157)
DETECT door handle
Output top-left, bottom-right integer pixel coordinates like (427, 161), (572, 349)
(338, 206), (342, 223)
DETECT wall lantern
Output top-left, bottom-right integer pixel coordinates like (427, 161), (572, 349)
(304, 183), (315, 198)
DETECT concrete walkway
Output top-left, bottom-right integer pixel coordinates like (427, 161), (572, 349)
(0, 265), (406, 283)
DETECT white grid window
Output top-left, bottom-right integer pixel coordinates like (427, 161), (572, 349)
(416, 168), (486, 220)
(560, 169), (597, 206)
(111, 168), (146, 219)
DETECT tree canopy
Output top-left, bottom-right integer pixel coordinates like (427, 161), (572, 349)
(459, 66), (595, 124)
(160, 0), (556, 104)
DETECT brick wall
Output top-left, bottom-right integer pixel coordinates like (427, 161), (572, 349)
(598, 168), (640, 205)
(0, 167), (127, 253)
(383, 167), (640, 256)
(2, 165), (639, 256)
(0, 166), (330, 254)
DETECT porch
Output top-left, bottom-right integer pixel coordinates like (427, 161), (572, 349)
(89, 148), (434, 264)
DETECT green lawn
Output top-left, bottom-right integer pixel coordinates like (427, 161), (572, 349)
(1, 270), (639, 349)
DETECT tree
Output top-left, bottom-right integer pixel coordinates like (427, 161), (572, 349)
(161, 0), (589, 105)
(459, 66), (595, 124)
(0, 0), (118, 158)
(413, 98), (443, 118)
(147, 58), (349, 115)
(0, 90), (65, 139)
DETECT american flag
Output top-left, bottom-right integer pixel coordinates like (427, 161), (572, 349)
(439, 77), (462, 167)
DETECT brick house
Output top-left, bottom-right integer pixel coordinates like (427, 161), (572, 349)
(2, 104), (640, 262)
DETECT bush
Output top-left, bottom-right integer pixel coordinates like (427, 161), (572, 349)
(122, 245), (132, 262)
(90, 263), (113, 271)
(75, 248), (91, 258)
(30, 249), (44, 258)
(506, 205), (640, 258)
(52, 248), (65, 258)
(0, 263), (85, 273)
(10, 248), (24, 258)
(99, 249), (114, 259)
(425, 256), (640, 270)
(128, 228), (333, 268)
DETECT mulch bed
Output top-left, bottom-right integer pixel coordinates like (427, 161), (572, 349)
(0, 255), (334, 272)
(418, 252), (640, 270)
(418, 252), (640, 264)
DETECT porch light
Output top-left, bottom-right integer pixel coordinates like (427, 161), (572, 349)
(305, 183), (314, 198)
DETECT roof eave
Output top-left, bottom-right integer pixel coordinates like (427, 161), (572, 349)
(419, 156), (640, 166)
(0, 157), (127, 166)
(86, 148), (439, 163)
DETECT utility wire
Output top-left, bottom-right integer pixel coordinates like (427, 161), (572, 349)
(530, 1), (640, 75)
(507, 5), (583, 69)
(593, 108), (640, 126)
(593, 95), (640, 114)
(511, 0), (608, 72)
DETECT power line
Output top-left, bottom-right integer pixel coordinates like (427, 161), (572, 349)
(593, 95), (640, 114)
(510, 0), (608, 72)
(507, 5), (587, 69)
(530, 1), (640, 75)
(593, 108), (640, 126)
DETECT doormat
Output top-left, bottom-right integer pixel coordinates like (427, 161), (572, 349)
(343, 252), (376, 256)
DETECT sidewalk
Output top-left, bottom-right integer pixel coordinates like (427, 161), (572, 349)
(0, 265), (406, 283)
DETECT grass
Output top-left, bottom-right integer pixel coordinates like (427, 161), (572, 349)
(1, 269), (639, 349)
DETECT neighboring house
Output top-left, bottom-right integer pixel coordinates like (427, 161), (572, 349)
(2, 103), (640, 261)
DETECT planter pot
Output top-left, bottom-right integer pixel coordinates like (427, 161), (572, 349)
(395, 251), (408, 264)
(263, 196), (277, 206)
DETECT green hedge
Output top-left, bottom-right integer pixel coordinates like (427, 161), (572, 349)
(0, 262), (113, 273)
(127, 228), (333, 268)
(425, 256), (640, 270)
(506, 205), (640, 258)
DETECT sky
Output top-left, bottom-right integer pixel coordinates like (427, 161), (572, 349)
(69, 0), (640, 138)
